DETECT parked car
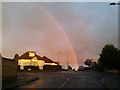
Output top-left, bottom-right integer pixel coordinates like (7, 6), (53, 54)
(73, 69), (77, 72)
(77, 66), (85, 71)
(27, 68), (31, 71)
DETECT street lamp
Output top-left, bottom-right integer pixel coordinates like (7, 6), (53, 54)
(110, 1), (120, 5)
(110, 1), (120, 50)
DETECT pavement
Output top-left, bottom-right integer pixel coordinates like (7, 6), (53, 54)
(18, 71), (120, 89)
(2, 71), (120, 89)
(2, 72), (39, 89)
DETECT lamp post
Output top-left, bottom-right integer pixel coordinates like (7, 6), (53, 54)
(110, 1), (120, 5)
(110, 2), (120, 49)
(66, 56), (69, 70)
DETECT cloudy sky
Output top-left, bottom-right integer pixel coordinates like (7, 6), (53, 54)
(2, 2), (118, 68)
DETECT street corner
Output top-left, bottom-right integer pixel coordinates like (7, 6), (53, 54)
(2, 75), (39, 89)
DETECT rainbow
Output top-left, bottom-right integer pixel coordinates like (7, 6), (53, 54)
(37, 5), (79, 68)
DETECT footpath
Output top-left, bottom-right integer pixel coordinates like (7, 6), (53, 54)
(2, 72), (39, 89)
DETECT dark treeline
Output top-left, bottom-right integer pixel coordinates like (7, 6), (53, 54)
(96, 44), (120, 71)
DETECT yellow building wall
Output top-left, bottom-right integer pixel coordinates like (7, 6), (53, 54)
(44, 63), (58, 66)
(29, 52), (35, 57)
(18, 59), (31, 66)
(18, 58), (45, 70)
(18, 58), (58, 70)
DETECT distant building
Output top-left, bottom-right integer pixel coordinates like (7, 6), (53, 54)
(18, 51), (59, 71)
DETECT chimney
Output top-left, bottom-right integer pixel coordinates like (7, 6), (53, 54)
(13, 54), (19, 61)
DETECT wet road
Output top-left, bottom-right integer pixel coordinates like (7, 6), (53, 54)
(18, 71), (108, 88)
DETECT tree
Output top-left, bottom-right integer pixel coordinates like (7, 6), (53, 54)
(115, 50), (120, 70)
(98, 44), (120, 70)
(68, 65), (72, 70)
(84, 59), (92, 67)
(95, 61), (105, 71)
(84, 59), (97, 70)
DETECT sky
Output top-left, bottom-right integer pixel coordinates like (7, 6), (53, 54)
(2, 2), (118, 68)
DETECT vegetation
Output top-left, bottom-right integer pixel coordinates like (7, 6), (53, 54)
(96, 44), (120, 71)
(84, 59), (93, 67)
(84, 59), (96, 70)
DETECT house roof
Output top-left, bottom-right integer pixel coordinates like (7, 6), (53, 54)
(35, 54), (43, 60)
(2, 57), (13, 61)
(41, 56), (58, 64)
(19, 52), (32, 59)
(19, 51), (42, 60)
(2, 57), (18, 62)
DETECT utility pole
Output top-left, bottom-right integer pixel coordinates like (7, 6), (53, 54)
(67, 56), (69, 70)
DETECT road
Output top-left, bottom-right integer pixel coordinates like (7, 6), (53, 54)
(18, 71), (113, 88)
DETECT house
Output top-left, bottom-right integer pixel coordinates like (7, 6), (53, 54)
(18, 51), (44, 70)
(2, 54), (18, 80)
(18, 51), (60, 71)
(42, 56), (61, 71)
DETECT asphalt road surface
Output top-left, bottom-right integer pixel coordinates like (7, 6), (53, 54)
(18, 71), (113, 89)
